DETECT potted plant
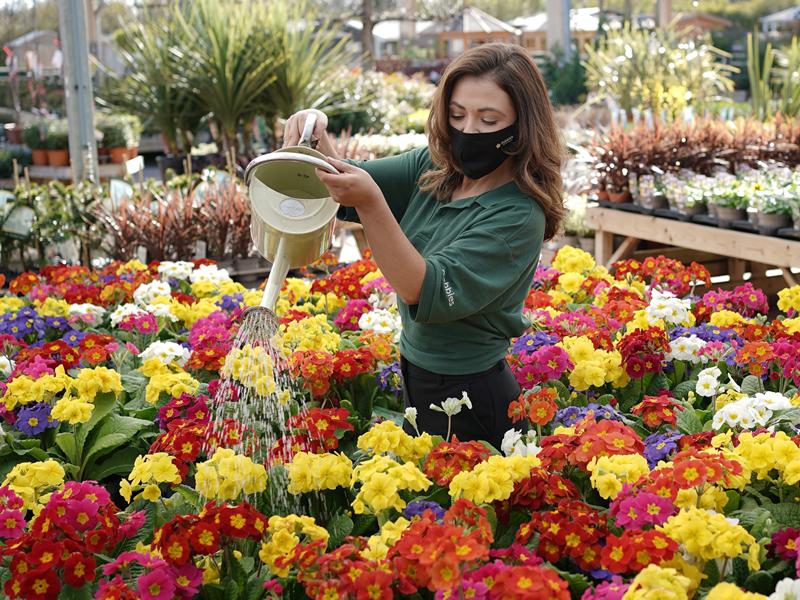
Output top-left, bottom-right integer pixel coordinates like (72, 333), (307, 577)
(45, 121), (70, 167)
(637, 174), (668, 210)
(563, 194), (595, 253)
(22, 121), (49, 166)
(99, 116), (130, 163)
(712, 184), (749, 225)
(757, 194), (793, 231)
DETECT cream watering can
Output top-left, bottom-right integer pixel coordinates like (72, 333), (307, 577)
(243, 114), (339, 316)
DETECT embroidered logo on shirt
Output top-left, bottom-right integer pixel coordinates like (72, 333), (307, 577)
(442, 268), (455, 307)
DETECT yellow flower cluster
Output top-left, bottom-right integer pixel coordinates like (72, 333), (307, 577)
(2, 365), (122, 424)
(363, 516), (411, 561)
(2, 460), (65, 510)
(120, 452), (182, 503)
(220, 344), (276, 397)
(552, 246), (596, 274)
(279, 313), (340, 353)
(356, 421), (433, 463)
(659, 507), (761, 570)
(626, 307), (696, 332)
(709, 310), (748, 328)
(623, 564), (691, 600)
(587, 453), (649, 500)
(728, 431), (800, 485)
(559, 336), (629, 391)
(286, 452), (352, 494)
(777, 285), (800, 314)
(167, 297), (220, 327)
(141, 358), (200, 405)
(35, 297), (71, 317)
(195, 448), (267, 501)
(449, 455), (539, 505)
(0, 297), (25, 314)
(117, 259), (148, 274)
(705, 583), (767, 600)
(351, 455), (431, 515)
(259, 515), (329, 577)
(3, 364), (73, 410)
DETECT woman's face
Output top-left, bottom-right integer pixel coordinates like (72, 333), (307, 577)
(448, 75), (517, 134)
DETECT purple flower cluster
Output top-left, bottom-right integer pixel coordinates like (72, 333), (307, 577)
(668, 324), (740, 345)
(14, 403), (58, 436)
(555, 403), (623, 427)
(216, 293), (244, 311)
(643, 429), (683, 467)
(512, 332), (558, 354)
(376, 361), (402, 395)
(0, 307), (47, 341)
(403, 499), (446, 521)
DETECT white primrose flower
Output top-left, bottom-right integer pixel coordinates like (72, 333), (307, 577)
(769, 578), (800, 600)
(139, 341), (190, 367)
(754, 391), (793, 411)
(67, 303), (107, 321)
(133, 280), (172, 307)
(695, 366), (722, 397)
(157, 260), (195, 281)
(404, 407), (419, 435)
(501, 429), (541, 457)
(189, 263), (231, 286)
(645, 289), (692, 326)
(666, 335), (707, 363)
(0, 356), (14, 378)
(430, 391), (472, 417)
(358, 309), (401, 335)
(109, 303), (147, 326)
(145, 302), (179, 323)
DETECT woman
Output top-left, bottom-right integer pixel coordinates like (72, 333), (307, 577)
(282, 43), (565, 450)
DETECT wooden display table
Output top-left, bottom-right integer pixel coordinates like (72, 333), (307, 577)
(27, 156), (144, 182)
(586, 206), (800, 292)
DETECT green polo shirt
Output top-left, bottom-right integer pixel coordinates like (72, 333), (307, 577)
(339, 146), (545, 375)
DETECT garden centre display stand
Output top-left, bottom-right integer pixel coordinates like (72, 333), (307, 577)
(586, 206), (800, 294)
(27, 156), (144, 182)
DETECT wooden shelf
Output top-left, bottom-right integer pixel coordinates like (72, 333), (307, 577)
(27, 156), (144, 181)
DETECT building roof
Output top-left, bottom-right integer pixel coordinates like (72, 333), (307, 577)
(760, 5), (800, 24)
(6, 30), (57, 49)
(512, 7), (600, 33)
(674, 12), (732, 30)
(419, 7), (521, 36)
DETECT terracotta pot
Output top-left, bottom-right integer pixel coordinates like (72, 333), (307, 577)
(757, 212), (791, 230)
(109, 147), (130, 163)
(5, 123), (23, 144)
(31, 149), (49, 166)
(715, 206), (746, 223)
(597, 190), (610, 201)
(608, 190), (631, 203)
(679, 204), (706, 217)
(47, 149), (70, 167)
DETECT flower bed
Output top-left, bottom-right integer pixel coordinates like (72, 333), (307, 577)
(1, 247), (800, 599)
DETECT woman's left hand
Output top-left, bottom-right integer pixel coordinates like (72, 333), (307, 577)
(315, 158), (383, 209)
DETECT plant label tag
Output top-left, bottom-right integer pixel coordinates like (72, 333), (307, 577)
(136, 245), (147, 263)
(194, 240), (207, 259)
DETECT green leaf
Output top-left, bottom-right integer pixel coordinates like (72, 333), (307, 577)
(743, 571), (777, 594)
(85, 447), (142, 482)
(741, 375), (762, 396)
(58, 584), (93, 600)
(673, 380), (698, 401)
(174, 484), (203, 511)
(82, 414), (154, 469)
(494, 510), (529, 549)
(351, 513), (377, 537)
(326, 512), (354, 549)
(75, 391), (120, 455)
(55, 432), (79, 465)
(676, 405), (704, 434)
(371, 406), (404, 427)
(550, 564), (591, 596)
(646, 373), (670, 395)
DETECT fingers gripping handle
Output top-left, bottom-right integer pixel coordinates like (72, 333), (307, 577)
(299, 113), (318, 148)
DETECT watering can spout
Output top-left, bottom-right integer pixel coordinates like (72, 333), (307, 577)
(243, 114), (339, 312)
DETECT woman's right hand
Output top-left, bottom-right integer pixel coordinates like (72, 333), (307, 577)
(282, 109), (328, 148)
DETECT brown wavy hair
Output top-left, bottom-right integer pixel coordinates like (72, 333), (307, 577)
(419, 43), (565, 240)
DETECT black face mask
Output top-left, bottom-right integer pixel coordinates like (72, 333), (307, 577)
(448, 122), (518, 180)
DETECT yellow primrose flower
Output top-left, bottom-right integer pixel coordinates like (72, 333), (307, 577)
(558, 272), (584, 295)
(2, 460), (65, 510)
(286, 452), (352, 494)
(357, 420), (433, 463)
(552, 246), (596, 273)
(709, 310), (746, 328)
(195, 448), (267, 500)
(117, 259), (148, 274)
(777, 285), (800, 314)
(51, 397), (94, 424)
(705, 582), (766, 600)
(35, 297), (71, 317)
(449, 455), (539, 505)
(623, 564), (691, 600)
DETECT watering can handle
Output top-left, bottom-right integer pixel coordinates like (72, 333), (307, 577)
(299, 113), (318, 148)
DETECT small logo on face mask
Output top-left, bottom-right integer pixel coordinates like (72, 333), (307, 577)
(495, 136), (514, 149)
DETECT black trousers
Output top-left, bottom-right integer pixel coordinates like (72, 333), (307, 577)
(400, 355), (522, 451)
